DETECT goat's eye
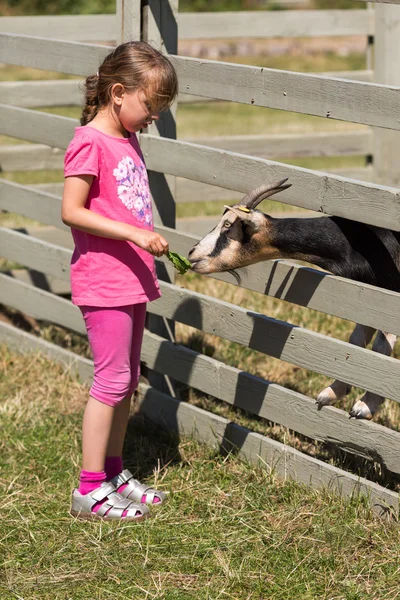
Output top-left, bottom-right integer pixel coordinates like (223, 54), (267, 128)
(223, 220), (231, 229)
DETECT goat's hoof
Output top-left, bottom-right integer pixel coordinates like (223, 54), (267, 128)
(349, 394), (382, 420)
(316, 388), (339, 410)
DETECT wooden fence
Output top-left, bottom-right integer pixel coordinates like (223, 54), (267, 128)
(1, 0), (400, 515)
(0, 1), (379, 198)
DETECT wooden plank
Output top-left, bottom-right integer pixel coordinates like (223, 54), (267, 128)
(136, 384), (399, 516)
(0, 319), (396, 515)
(4, 203), (400, 339)
(142, 330), (400, 474)
(178, 10), (374, 40)
(2, 270), (400, 403)
(0, 228), (70, 280)
(7, 269), (70, 295)
(0, 180), (68, 230)
(0, 34), (109, 77)
(116, 0), (141, 44)
(142, 0), (179, 396)
(0, 273), (83, 334)
(0, 80), (83, 108)
(170, 55), (400, 131)
(0, 10), (373, 41)
(356, 1), (400, 4)
(0, 132), (372, 174)
(182, 131), (373, 159)
(0, 105), (76, 148)
(0, 321), (93, 384)
(0, 15), (116, 42)
(0, 35), (398, 131)
(373, 4), (400, 187)
(0, 75), (373, 110)
(149, 280), (400, 403)
(140, 135), (400, 230)
(0, 145), (64, 172)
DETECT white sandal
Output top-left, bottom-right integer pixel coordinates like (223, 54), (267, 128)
(110, 469), (167, 505)
(70, 481), (150, 521)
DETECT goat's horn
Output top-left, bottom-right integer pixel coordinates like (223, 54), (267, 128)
(240, 178), (291, 209)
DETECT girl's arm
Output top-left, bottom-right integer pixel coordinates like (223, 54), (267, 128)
(61, 174), (169, 257)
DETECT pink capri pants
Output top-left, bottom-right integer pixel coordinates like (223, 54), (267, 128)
(80, 303), (147, 407)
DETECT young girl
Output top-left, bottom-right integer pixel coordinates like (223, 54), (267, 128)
(62, 41), (178, 521)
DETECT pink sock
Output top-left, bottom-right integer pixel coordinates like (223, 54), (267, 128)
(79, 469), (111, 514)
(79, 469), (107, 495)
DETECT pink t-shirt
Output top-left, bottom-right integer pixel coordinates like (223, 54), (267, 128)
(64, 126), (161, 307)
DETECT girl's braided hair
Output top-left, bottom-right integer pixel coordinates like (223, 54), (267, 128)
(81, 41), (178, 126)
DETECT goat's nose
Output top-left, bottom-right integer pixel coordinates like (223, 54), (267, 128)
(188, 245), (197, 257)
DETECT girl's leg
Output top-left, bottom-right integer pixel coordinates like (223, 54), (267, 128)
(79, 306), (135, 491)
(106, 304), (165, 504)
(105, 303), (147, 477)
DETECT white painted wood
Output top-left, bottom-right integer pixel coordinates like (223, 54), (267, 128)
(182, 131), (373, 159)
(0, 34), (109, 77)
(0, 75), (373, 110)
(142, 330), (400, 474)
(0, 15), (116, 42)
(136, 383), (399, 515)
(356, 0), (400, 4)
(0, 318), (396, 514)
(0, 35), (396, 130)
(140, 135), (400, 231)
(0, 273), (84, 333)
(0, 105), (76, 148)
(0, 10), (373, 41)
(0, 228), (70, 280)
(0, 132), (371, 174)
(141, 0), (179, 396)
(0, 80), (83, 108)
(116, 0), (141, 44)
(0, 321), (93, 384)
(1, 269), (400, 403)
(149, 281), (400, 404)
(0, 180), (68, 230)
(373, 4), (400, 187)
(178, 10), (374, 39)
(171, 55), (400, 131)
(0, 145), (64, 172)
(5, 191), (400, 337)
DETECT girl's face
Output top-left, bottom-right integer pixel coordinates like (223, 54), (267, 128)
(115, 87), (160, 134)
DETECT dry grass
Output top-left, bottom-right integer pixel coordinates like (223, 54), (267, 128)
(1, 348), (400, 600)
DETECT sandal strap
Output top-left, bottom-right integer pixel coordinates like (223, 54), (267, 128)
(112, 469), (165, 503)
(78, 482), (147, 518)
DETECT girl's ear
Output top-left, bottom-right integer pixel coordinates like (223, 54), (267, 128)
(111, 83), (125, 105)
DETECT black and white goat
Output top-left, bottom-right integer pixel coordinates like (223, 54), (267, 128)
(188, 179), (399, 420)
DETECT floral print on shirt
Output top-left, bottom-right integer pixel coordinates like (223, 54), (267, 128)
(113, 156), (153, 228)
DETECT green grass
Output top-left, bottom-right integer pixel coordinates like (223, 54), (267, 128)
(1, 348), (400, 600)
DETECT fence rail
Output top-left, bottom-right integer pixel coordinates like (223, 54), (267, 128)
(2, 2), (400, 511)
(0, 9), (374, 42)
(2, 242), (400, 474)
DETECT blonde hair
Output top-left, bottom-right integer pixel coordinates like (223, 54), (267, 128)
(81, 41), (178, 126)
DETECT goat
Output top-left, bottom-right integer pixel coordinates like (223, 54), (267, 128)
(188, 179), (399, 420)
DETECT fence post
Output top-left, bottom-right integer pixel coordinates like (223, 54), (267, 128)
(142, 0), (179, 396)
(373, 3), (400, 187)
(116, 0), (141, 43)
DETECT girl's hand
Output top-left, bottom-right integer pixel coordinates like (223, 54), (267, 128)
(130, 229), (169, 257)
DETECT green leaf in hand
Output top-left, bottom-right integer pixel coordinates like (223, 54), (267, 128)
(167, 251), (192, 275)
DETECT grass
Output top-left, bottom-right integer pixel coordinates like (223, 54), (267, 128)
(1, 347), (400, 600)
